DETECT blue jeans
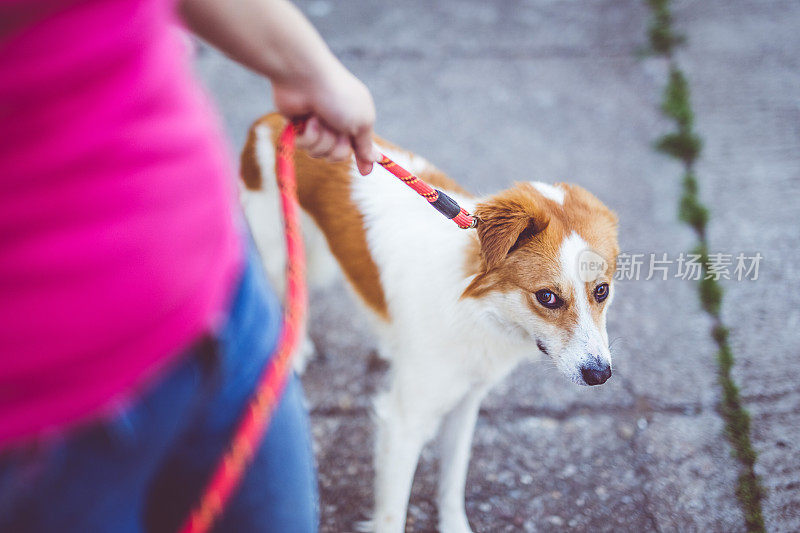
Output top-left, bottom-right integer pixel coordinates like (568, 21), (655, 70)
(0, 246), (319, 532)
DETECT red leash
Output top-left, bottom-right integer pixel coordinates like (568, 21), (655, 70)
(376, 155), (477, 229)
(182, 122), (475, 533)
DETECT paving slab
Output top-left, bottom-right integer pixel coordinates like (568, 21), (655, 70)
(674, 1), (800, 530)
(192, 0), (755, 530)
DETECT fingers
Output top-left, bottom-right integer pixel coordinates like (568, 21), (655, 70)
(307, 128), (337, 158)
(296, 116), (323, 151)
(328, 136), (352, 162)
(352, 128), (380, 176)
(296, 117), (372, 166)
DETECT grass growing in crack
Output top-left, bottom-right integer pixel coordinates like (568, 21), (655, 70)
(712, 324), (729, 345)
(655, 68), (702, 163)
(678, 183), (709, 231)
(644, 1), (765, 531)
(645, 0), (684, 56)
(699, 277), (723, 315)
(661, 69), (693, 128)
(655, 131), (703, 163)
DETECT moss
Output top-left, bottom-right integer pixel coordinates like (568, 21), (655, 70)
(712, 324), (730, 345)
(679, 188), (709, 232)
(726, 406), (755, 465)
(662, 69), (694, 128)
(737, 471), (766, 533)
(645, 0), (685, 56)
(699, 276), (723, 315)
(716, 344), (764, 531)
(716, 342), (734, 379)
(692, 243), (709, 262)
(683, 171), (699, 194)
(655, 131), (703, 163)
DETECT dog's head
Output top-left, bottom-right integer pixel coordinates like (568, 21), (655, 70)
(463, 182), (619, 386)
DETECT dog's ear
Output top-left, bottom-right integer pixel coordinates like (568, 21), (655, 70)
(474, 186), (550, 270)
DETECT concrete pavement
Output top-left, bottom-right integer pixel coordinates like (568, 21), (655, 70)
(675, 1), (800, 530)
(194, 1), (799, 530)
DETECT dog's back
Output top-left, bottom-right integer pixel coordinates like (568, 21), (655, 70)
(240, 113), (475, 324)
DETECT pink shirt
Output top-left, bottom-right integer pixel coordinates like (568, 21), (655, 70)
(0, 0), (243, 445)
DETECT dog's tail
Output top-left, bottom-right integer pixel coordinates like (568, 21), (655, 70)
(239, 115), (340, 370)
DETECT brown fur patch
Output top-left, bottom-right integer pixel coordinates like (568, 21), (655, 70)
(473, 185), (551, 270)
(240, 122), (263, 190)
(559, 183), (619, 279)
(245, 114), (389, 320)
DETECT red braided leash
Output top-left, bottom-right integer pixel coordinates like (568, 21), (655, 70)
(377, 155), (477, 229)
(182, 122), (476, 533)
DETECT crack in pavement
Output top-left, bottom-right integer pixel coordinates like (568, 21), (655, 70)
(642, 1), (766, 530)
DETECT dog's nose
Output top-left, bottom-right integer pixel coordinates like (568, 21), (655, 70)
(580, 359), (611, 386)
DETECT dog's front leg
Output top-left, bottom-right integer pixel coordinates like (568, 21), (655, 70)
(372, 385), (442, 533)
(437, 389), (486, 533)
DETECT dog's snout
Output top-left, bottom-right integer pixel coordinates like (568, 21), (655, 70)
(580, 359), (611, 386)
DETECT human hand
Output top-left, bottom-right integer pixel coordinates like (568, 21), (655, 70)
(273, 62), (379, 175)
(180, 0), (379, 173)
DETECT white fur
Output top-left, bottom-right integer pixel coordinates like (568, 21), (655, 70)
(531, 181), (565, 205)
(557, 232), (613, 383)
(242, 138), (613, 533)
(351, 149), (529, 532)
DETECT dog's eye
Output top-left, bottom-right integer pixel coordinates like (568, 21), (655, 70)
(594, 283), (609, 303)
(535, 289), (563, 309)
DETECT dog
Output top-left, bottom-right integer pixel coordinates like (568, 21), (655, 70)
(239, 113), (619, 533)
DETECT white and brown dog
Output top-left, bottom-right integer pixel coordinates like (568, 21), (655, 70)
(240, 113), (619, 533)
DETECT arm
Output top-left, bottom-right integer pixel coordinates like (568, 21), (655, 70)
(180, 0), (378, 174)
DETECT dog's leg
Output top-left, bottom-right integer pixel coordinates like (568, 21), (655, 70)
(436, 389), (486, 533)
(372, 381), (443, 533)
(242, 182), (338, 374)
